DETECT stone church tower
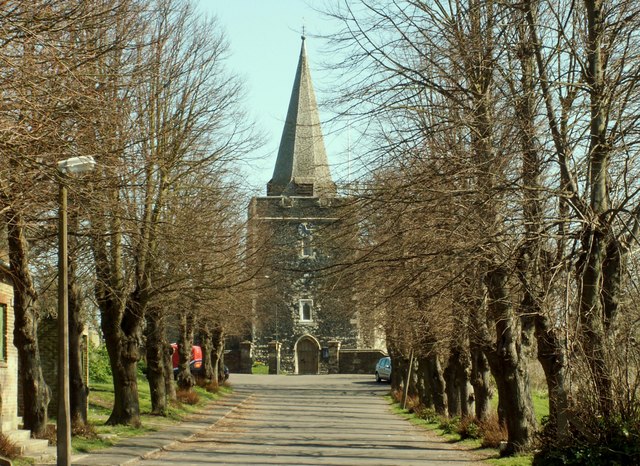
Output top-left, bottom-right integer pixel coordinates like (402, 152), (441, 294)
(248, 37), (358, 374)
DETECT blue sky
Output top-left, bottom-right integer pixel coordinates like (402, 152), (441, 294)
(197, 1), (349, 193)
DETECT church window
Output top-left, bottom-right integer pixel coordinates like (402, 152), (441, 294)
(299, 299), (313, 322)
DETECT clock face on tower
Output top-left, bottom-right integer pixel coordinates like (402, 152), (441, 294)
(297, 223), (310, 237)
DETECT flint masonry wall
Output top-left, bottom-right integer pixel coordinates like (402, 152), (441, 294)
(248, 195), (358, 374)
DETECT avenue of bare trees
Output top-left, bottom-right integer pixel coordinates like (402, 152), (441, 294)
(2, 0), (639, 463)
(0, 0), (255, 436)
(325, 0), (640, 462)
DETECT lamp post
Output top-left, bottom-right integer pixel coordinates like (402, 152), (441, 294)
(57, 156), (96, 466)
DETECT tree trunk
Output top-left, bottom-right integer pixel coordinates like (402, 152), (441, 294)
(6, 209), (50, 435)
(470, 347), (492, 421)
(145, 306), (167, 415)
(68, 272), (88, 426)
(402, 350), (418, 409)
(68, 213), (88, 426)
(217, 351), (226, 384)
(484, 266), (536, 454)
(91, 182), (144, 426)
(390, 352), (407, 395)
(201, 323), (214, 381)
(164, 343), (176, 401)
(416, 353), (447, 416)
(535, 313), (569, 438)
(101, 299), (142, 426)
(444, 345), (473, 418)
(210, 324), (225, 383)
(579, 229), (612, 414)
(387, 339), (409, 394)
(428, 354), (448, 416)
(578, 0), (614, 416)
(176, 312), (195, 390)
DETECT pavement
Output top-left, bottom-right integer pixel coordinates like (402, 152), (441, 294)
(65, 389), (253, 466)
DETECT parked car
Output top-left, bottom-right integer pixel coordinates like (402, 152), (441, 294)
(171, 343), (203, 379)
(375, 356), (392, 383)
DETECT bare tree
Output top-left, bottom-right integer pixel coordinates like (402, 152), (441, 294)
(86, 0), (256, 423)
(0, 0), (137, 434)
(325, 0), (640, 459)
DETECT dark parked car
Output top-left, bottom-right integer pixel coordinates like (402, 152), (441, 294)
(375, 356), (392, 383)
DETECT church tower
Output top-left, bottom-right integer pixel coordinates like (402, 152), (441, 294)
(248, 37), (358, 374)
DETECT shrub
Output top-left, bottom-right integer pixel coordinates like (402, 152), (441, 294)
(391, 389), (403, 403)
(458, 416), (482, 439)
(533, 412), (640, 465)
(439, 416), (461, 435)
(88, 344), (112, 384)
(204, 380), (220, 393)
(72, 421), (97, 439)
(176, 389), (199, 405)
(415, 406), (441, 423)
(404, 395), (421, 413)
(0, 433), (21, 459)
(195, 376), (208, 388)
(33, 424), (57, 445)
(479, 414), (507, 448)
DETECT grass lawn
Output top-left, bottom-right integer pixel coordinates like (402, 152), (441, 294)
(252, 362), (269, 374)
(532, 390), (549, 424)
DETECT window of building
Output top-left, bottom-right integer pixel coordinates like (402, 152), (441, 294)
(299, 299), (313, 322)
(0, 304), (6, 362)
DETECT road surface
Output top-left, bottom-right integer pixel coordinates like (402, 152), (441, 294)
(135, 374), (484, 465)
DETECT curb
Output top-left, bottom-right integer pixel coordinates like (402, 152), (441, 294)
(66, 389), (253, 466)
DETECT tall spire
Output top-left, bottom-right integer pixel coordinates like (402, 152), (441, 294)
(267, 37), (336, 197)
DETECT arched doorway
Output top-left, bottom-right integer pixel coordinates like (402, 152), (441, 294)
(295, 335), (320, 374)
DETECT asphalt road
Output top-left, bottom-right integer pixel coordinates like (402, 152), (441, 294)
(134, 374), (484, 466)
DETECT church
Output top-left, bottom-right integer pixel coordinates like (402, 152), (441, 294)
(247, 36), (363, 374)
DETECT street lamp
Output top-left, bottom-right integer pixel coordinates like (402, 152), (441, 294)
(57, 156), (96, 466)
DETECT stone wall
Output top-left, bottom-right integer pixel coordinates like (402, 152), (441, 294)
(234, 343), (387, 377)
(37, 316), (88, 416)
(338, 349), (387, 375)
(224, 349), (241, 373)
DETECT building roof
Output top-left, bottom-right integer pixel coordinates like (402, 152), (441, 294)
(267, 36), (336, 198)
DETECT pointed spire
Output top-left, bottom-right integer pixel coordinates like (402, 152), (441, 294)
(267, 37), (336, 197)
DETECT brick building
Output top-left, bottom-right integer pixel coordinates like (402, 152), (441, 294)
(0, 259), (19, 433)
(248, 37), (364, 374)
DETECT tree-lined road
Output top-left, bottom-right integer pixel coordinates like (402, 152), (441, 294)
(135, 374), (484, 465)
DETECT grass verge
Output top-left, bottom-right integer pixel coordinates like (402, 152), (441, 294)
(72, 377), (231, 454)
(386, 395), (535, 466)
